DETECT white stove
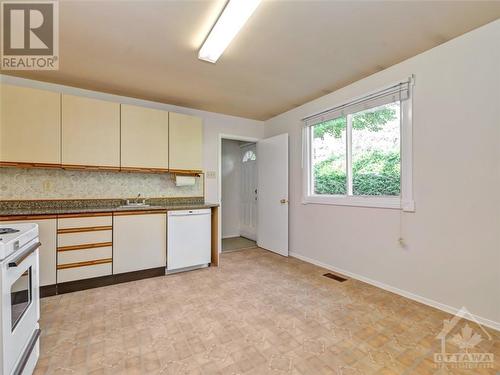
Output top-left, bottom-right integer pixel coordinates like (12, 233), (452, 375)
(0, 224), (39, 260)
(0, 224), (41, 375)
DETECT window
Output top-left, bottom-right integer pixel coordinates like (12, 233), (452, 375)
(242, 150), (256, 162)
(303, 79), (414, 210)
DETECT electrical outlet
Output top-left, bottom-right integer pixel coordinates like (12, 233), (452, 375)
(206, 171), (216, 179)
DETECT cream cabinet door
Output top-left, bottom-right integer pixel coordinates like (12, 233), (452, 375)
(121, 104), (169, 169)
(113, 213), (166, 274)
(62, 94), (120, 167)
(169, 112), (203, 171)
(0, 84), (61, 164)
(0, 218), (57, 286)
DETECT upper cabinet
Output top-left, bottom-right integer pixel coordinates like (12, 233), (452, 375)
(121, 104), (169, 170)
(0, 84), (61, 165)
(169, 112), (203, 172)
(0, 84), (203, 173)
(62, 95), (120, 168)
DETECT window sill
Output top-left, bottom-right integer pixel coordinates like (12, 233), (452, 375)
(302, 195), (415, 211)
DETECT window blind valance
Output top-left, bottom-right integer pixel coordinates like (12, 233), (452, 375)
(302, 79), (411, 127)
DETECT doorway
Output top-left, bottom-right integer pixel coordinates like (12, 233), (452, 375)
(221, 138), (257, 252)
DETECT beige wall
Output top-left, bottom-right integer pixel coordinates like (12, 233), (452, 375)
(264, 20), (500, 328)
(0, 76), (265, 202)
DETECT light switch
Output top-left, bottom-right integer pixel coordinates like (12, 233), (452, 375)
(206, 171), (216, 179)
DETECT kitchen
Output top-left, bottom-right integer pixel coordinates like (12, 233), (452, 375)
(0, 81), (226, 375)
(1, 1), (500, 375)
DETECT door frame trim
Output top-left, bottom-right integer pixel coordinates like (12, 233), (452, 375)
(218, 134), (260, 255)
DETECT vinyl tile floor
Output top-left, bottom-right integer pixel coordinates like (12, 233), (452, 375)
(35, 248), (499, 374)
(222, 237), (257, 252)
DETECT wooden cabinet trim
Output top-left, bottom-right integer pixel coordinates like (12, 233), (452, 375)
(0, 215), (57, 221)
(121, 167), (169, 174)
(57, 242), (113, 252)
(211, 206), (219, 267)
(113, 210), (167, 216)
(57, 226), (112, 234)
(0, 163), (203, 175)
(57, 213), (112, 219)
(57, 258), (112, 270)
(1, 205), (209, 221)
(61, 164), (121, 172)
(168, 169), (203, 176)
(0, 161), (61, 169)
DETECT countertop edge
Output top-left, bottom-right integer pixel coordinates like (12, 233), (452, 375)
(0, 203), (219, 219)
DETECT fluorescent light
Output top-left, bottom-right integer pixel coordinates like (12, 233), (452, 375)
(198, 0), (261, 63)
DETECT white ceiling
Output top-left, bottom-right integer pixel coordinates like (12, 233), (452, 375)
(4, 0), (500, 120)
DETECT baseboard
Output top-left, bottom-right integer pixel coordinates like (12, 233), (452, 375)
(40, 284), (57, 298)
(290, 251), (500, 332)
(52, 267), (166, 295)
(222, 234), (240, 239)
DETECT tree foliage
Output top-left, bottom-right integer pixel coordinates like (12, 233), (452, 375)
(314, 151), (400, 196)
(312, 105), (400, 196)
(313, 107), (397, 139)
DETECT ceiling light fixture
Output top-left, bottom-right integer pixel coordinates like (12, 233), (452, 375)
(198, 0), (261, 63)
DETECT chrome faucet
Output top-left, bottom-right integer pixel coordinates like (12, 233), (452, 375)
(124, 193), (147, 206)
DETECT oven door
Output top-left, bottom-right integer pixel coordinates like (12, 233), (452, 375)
(1, 239), (40, 375)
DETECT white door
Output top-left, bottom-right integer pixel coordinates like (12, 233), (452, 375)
(257, 133), (289, 256)
(240, 143), (258, 240)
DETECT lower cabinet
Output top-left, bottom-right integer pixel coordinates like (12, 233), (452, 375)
(113, 212), (167, 274)
(56, 214), (113, 283)
(57, 261), (112, 283)
(0, 217), (57, 287)
(1, 208), (203, 295)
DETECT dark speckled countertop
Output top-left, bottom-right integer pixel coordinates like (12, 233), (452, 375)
(0, 197), (218, 217)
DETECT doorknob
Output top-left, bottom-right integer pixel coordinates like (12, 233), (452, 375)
(280, 199), (288, 204)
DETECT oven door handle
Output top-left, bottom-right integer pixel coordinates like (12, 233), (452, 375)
(12, 328), (41, 375)
(8, 242), (41, 268)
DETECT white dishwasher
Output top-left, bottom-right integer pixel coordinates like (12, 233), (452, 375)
(167, 209), (211, 272)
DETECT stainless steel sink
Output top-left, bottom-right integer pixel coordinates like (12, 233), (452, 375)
(118, 203), (150, 209)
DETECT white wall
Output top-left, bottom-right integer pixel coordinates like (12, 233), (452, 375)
(0, 75), (266, 204)
(221, 139), (242, 238)
(264, 20), (500, 328)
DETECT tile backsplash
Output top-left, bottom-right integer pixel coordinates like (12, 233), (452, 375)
(0, 168), (203, 200)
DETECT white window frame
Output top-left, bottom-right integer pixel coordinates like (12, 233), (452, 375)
(302, 78), (415, 211)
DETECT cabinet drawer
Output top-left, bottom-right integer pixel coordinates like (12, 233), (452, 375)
(57, 261), (112, 283)
(58, 215), (112, 229)
(58, 246), (112, 265)
(58, 230), (112, 247)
